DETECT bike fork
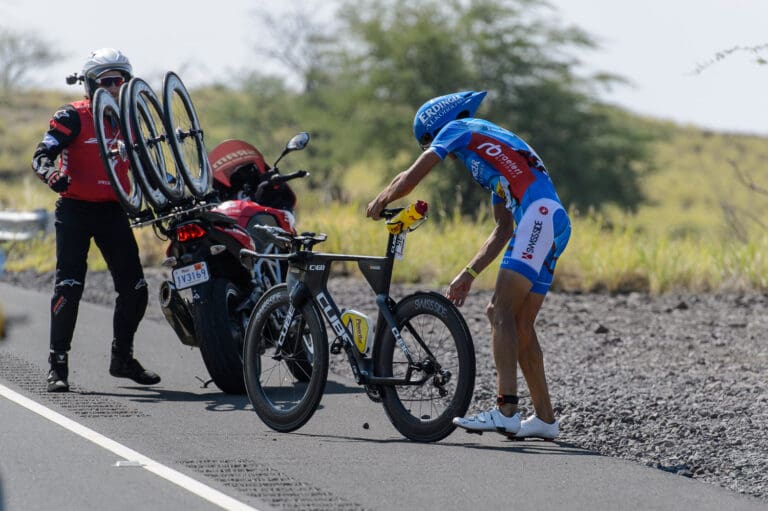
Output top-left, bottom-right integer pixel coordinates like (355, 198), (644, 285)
(276, 304), (297, 352)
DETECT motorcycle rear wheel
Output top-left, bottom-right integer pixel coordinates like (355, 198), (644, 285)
(195, 278), (247, 394)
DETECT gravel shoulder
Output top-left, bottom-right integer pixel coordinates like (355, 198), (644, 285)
(3, 268), (766, 502)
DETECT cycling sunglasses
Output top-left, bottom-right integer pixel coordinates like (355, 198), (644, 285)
(95, 76), (125, 87)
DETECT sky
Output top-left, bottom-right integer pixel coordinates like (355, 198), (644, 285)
(2, 0), (767, 135)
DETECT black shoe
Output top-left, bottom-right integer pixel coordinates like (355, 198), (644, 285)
(47, 352), (70, 392)
(109, 355), (161, 385)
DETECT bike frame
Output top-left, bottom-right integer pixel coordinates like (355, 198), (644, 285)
(248, 229), (438, 388)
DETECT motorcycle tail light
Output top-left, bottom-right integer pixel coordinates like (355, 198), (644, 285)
(177, 223), (207, 242)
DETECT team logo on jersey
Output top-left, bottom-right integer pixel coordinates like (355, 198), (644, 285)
(539, 206), (549, 215)
(522, 220), (544, 260)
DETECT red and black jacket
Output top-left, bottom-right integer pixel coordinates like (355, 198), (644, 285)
(32, 99), (128, 202)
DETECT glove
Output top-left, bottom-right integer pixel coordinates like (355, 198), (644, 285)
(46, 169), (70, 193)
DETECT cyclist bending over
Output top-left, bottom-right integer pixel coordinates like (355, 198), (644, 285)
(366, 91), (571, 440)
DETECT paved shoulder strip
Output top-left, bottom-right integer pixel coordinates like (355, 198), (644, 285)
(0, 382), (259, 511)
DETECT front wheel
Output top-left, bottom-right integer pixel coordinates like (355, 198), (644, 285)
(243, 284), (328, 432)
(375, 292), (475, 442)
(195, 278), (247, 394)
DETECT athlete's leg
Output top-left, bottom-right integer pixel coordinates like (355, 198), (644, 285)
(515, 291), (554, 423)
(487, 268), (533, 416)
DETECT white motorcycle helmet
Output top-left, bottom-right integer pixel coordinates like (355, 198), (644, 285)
(81, 48), (133, 98)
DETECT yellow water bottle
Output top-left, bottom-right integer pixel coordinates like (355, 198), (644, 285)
(386, 200), (428, 234)
(341, 309), (373, 355)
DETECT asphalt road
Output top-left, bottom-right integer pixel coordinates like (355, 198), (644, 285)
(0, 282), (764, 511)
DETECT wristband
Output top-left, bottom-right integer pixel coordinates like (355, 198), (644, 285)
(465, 265), (479, 279)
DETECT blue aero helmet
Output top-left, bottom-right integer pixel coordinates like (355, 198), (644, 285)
(413, 90), (487, 149)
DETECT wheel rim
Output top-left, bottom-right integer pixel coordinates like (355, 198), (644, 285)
(258, 303), (314, 410)
(93, 88), (143, 215)
(389, 313), (464, 423)
(128, 78), (185, 204)
(162, 71), (211, 198)
(119, 80), (169, 211)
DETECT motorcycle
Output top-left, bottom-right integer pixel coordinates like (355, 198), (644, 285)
(157, 132), (310, 394)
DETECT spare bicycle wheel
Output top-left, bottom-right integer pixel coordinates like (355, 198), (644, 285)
(118, 79), (170, 211)
(92, 88), (143, 216)
(126, 77), (186, 204)
(162, 71), (211, 198)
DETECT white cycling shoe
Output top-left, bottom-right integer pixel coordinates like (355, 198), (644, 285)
(453, 407), (520, 435)
(513, 415), (559, 440)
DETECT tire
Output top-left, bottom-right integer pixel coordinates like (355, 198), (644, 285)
(243, 284), (328, 432)
(162, 71), (211, 198)
(195, 278), (247, 394)
(126, 77), (186, 204)
(119, 79), (170, 211)
(375, 292), (475, 442)
(92, 88), (143, 216)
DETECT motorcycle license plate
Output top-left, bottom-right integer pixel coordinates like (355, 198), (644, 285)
(172, 262), (210, 290)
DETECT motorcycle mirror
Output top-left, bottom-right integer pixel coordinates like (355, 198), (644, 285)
(66, 73), (82, 85)
(273, 132), (310, 167)
(286, 132), (310, 151)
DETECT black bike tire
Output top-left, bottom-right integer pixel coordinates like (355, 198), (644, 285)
(92, 88), (143, 215)
(162, 71), (211, 198)
(127, 78), (186, 203)
(375, 291), (475, 442)
(243, 284), (328, 432)
(119, 79), (170, 211)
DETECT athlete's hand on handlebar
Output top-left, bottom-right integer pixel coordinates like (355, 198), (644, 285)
(366, 196), (387, 220)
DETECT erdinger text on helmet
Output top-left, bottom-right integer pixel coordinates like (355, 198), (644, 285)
(413, 90), (487, 149)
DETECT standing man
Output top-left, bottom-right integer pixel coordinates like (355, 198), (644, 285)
(367, 91), (571, 439)
(32, 48), (160, 392)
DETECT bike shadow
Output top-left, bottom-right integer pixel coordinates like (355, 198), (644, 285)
(81, 379), (363, 412)
(79, 387), (251, 412)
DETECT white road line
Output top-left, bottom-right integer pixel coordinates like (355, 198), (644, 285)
(0, 383), (260, 511)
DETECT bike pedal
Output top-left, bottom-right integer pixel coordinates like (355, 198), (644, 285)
(330, 339), (343, 354)
(464, 429), (483, 436)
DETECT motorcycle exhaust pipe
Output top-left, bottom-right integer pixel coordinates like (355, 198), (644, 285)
(159, 281), (198, 347)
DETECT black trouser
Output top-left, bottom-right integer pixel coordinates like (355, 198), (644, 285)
(50, 198), (147, 356)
